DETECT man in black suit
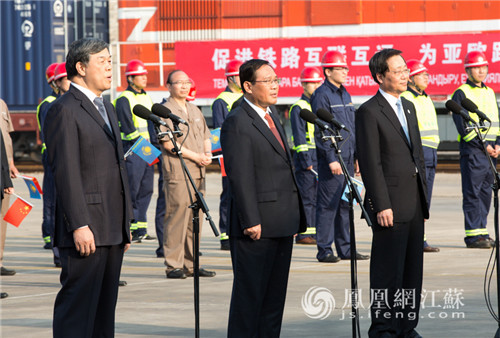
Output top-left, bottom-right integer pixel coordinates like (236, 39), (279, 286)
(221, 59), (306, 338)
(44, 38), (133, 338)
(356, 49), (429, 338)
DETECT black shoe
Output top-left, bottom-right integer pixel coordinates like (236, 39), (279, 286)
(43, 242), (52, 250)
(156, 252), (164, 258)
(318, 253), (341, 263)
(220, 240), (230, 251)
(142, 234), (156, 240)
(466, 238), (492, 249)
(166, 268), (187, 279)
(185, 268), (216, 277)
(488, 237), (497, 246)
(342, 252), (370, 260)
(119, 280), (127, 286)
(54, 262), (62, 268)
(131, 234), (143, 243)
(1, 267), (16, 276)
(1, 292), (8, 299)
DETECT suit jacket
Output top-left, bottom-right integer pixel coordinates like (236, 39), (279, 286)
(44, 85), (133, 248)
(356, 91), (429, 227)
(221, 99), (306, 238)
(0, 129), (12, 201)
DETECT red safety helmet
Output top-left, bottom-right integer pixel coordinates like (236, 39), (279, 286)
(464, 51), (488, 68)
(225, 59), (243, 77)
(45, 63), (58, 83)
(186, 78), (196, 101)
(406, 59), (428, 77)
(321, 50), (348, 68)
(53, 62), (67, 81)
(300, 66), (323, 83)
(125, 59), (148, 76)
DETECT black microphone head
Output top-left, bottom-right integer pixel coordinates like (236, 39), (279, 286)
(461, 98), (478, 112)
(316, 108), (332, 122)
(152, 103), (172, 118)
(133, 104), (152, 120)
(445, 100), (463, 115)
(299, 109), (317, 124)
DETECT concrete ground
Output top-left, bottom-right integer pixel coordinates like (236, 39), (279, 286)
(1, 172), (499, 337)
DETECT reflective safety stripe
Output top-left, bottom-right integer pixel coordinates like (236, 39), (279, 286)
(130, 222), (138, 231)
(290, 99), (316, 152)
(36, 95), (57, 131)
(212, 91), (242, 112)
(299, 227), (316, 235)
(465, 228), (489, 237)
(136, 221), (147, 229)
(113, 90), (153, 141)
(453, 84), (499, 142)
(220, 232), (229, 240)
(41, 143), (46, 154)
(43, 236), (52, 243)
(400, 91), (440, 149)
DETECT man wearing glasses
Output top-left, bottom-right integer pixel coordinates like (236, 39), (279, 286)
(311, 50), (369, 263)
(221, 59), (306, 337)
(356, 49), (428, 338)
(160, 70), (215, 279)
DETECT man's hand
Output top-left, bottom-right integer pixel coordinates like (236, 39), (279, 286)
(329, 161), (342, 175)
(9, 162), (18, 178)
(487, 145), (498, 158)
(354, 160), (361, 177)
(243, 224), (261, 240)
(124, 243), (131, 253)
(306, 165), (313, 170)
(377, 209), (394, 227)
(73, 227), (96, 256)
(4, 187), (14, 195)
(495, 145), (500, 158)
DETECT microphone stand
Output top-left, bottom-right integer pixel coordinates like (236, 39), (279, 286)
(321, 130), (372, 338)
(157, 123), (219, 338)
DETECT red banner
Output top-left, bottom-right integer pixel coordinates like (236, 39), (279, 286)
(176, 32), (500, 99)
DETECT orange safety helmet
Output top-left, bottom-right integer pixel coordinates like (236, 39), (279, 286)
(321, 50), (348, 68)
(53, 62), (67, 81)
(406, 59), (428, 77)
(225, 59), (243, 77)
(125, 59), (148, 76)
(45, 63), (58, 83)
(186, 78), (196, 101)
(464, 50), (488, 68)
(300, 66), (323, 83)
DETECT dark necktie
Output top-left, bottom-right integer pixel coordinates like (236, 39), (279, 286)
(264, 113), (285, 151)
(94, 97), (111, 129)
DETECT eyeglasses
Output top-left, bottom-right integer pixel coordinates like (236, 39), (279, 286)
(387, 68), (410, 77)
(253, 78), (281, 86)
(170, 81), (192, 87)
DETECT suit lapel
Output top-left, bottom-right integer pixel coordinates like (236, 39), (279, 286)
(376, 92), (411, 148)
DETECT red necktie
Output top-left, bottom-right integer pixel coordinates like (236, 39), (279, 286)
(264, 113), (285, 151)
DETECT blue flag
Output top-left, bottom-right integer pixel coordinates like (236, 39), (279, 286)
(211, 128), (222, 153)
(19, 175), (42, 199)
(342, 176), (364, 205)
(130, 136), (161, 165)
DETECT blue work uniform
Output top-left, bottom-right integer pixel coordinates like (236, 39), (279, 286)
(212, 87), (242, 243)
(311, 80), (356, 260)
(149, 119), (165, 257)
(452, 79), (500, 245)
(289, 94), (317, 240)
(114, 86), (154, 237)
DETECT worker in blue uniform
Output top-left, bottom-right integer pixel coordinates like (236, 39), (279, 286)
(211, 59), (243, 250)
(114, 59), (156, 242)
(311, 50), (369, 263)
(37, 63), (59, 252)
(451, 50), (500, 249)
(289, 66), (323, 245)
(401, 59), (440, 253)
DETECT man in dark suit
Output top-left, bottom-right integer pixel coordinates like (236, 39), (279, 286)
(221, 59), (306, 338)
(356, 49), (429, 338)
(44, 38), (133, 338)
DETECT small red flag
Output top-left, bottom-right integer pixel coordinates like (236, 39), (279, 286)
(148, 157), (160, 166)
(219, 157), (226, 177)
(3, 196), (33, 227)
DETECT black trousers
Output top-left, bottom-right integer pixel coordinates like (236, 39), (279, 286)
(53, 244), (125, 338)
(228, 236), (293, 338)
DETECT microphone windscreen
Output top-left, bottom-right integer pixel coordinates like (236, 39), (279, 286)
(133, 104), (152, 120)
(316, 108), (332, 122)
(152, 103), (171, 118)
(445, 100), (464, 115)
(299, 109), (317, 123)
(461, 98), (478, 112)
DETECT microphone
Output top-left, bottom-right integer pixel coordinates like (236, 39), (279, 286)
(445, 100), (475, 124)
(461, 98), (491, 123)
(316, 108), (350, 132)
(152, 103), (188, 125)
(133, 104), (167, 126)
(299, 109), (335, 133)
